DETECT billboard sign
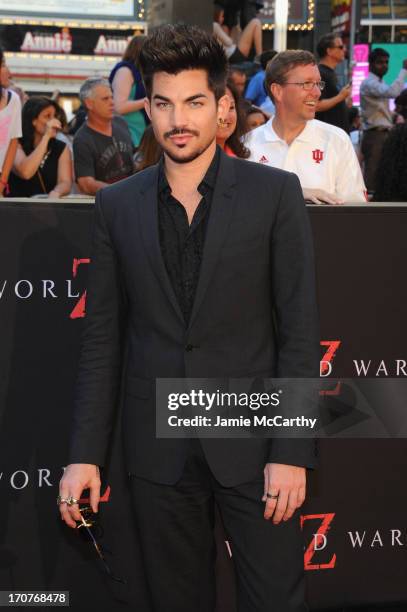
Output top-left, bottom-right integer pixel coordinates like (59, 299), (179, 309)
(0, 0), (142, 20)
(352, 43), (369, 106)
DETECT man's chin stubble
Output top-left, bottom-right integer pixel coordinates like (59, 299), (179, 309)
(162, 139), (215, 165)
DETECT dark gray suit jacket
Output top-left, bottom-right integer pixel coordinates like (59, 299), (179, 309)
(69, 150), (320, 486)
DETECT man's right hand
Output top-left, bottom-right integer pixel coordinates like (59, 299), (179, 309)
(302, 188), (344, 205)
(59, 463), (101, 528)
(339, 83), (352, 101)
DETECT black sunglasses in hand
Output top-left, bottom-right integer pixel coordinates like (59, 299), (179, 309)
(76, 506), (127, 584)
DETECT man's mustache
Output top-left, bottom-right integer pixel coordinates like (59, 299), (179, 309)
(164, 128), (199, 139)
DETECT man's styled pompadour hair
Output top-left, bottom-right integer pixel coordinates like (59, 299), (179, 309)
(139, 23), (228, 101)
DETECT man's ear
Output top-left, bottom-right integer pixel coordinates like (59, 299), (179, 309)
(84, 98), (92, 112)
(270, 83), (280, 104)
(217, 93), (231, 123)
(144, 97), (152, 120)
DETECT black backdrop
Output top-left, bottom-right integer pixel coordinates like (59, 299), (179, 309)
(1, 201), (407, 610)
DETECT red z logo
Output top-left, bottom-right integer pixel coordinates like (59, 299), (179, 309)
(70, 258), (90, 319)
(312, 149), (324, 164)
(320, 340), (341, 396)
(301, 513), (336, 570)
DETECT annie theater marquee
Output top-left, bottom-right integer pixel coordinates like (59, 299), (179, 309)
(0, 0), (147, 96)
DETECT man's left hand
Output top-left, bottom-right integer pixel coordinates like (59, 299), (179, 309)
(262, 463), (306, 523)
(302, 187), (344, 205)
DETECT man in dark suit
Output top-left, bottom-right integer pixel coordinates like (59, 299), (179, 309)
(59, 24), (319, 612)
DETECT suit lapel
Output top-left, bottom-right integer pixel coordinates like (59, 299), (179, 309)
(188, 151), (237, 329)
(138, 164), (185, 324)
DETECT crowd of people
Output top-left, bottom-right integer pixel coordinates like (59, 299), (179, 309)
(0, 14), (406, 203)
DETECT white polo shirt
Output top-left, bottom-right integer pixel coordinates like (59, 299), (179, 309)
(246, 118), (366, 202)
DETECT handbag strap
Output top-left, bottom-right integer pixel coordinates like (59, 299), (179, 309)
(37, 169), (47, 194)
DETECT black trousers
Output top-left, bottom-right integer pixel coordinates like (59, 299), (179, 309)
(129, 440), (307, 612)
(361, 128), (390, 194)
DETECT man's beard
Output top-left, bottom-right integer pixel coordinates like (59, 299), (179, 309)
(160, 128), (215, 164)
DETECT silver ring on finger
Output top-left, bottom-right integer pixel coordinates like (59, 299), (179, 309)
(66, 496), (79, 506)
(266, 492), (279, 500)
(57, 495), (69, 506)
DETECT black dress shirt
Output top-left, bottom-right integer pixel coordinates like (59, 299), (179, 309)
(158, 148), (220, 325)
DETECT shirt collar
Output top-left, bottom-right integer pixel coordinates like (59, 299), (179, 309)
(295, 120), (314, 143)
(199, 145), (220, 194)
(368, 71), (381, 82)
(319, 63), (334, 73)
(158, 146), (220, 197)
(158, 158), (170, 197)
(263, 117), (314, 144)
(263, 118), (280, 142)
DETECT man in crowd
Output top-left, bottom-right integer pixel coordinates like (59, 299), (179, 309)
(247, 50), (366, 204)
(315, 33), (351, 132)
(245, 49), (277, 107)
(73, 77), (134, 195)
(360, 48), (407, 194)
(60, 24), (319, 612)
(229, 66), (247, 96)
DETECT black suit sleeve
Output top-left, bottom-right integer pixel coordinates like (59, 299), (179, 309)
(69, 189), (127, 467)
(268, 172), (320, 469)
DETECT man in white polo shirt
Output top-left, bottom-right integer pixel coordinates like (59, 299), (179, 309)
(247, 50), (366, 204)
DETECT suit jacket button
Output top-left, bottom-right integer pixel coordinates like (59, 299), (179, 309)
(185, 344), (194, 352)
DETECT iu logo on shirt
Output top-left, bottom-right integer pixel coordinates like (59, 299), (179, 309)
(312, 149), (324, 164)
(258, 155), (269, 164)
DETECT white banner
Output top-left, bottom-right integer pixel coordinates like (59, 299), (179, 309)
(0, 0), (135, 17)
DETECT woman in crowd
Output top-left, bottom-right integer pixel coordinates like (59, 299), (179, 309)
(348, 106), (362, 162)
(213, 3), (262, 64)
(216, 79), (250, 158)
(54, 103), (73, 152)
(374, 123), (407, 202)
(9, 96), (72, 198)
(110, 35), (147, 148)
(244, 103), (268, 132)
(0, 48), (22, 196)
(134, 125), (162, 172)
